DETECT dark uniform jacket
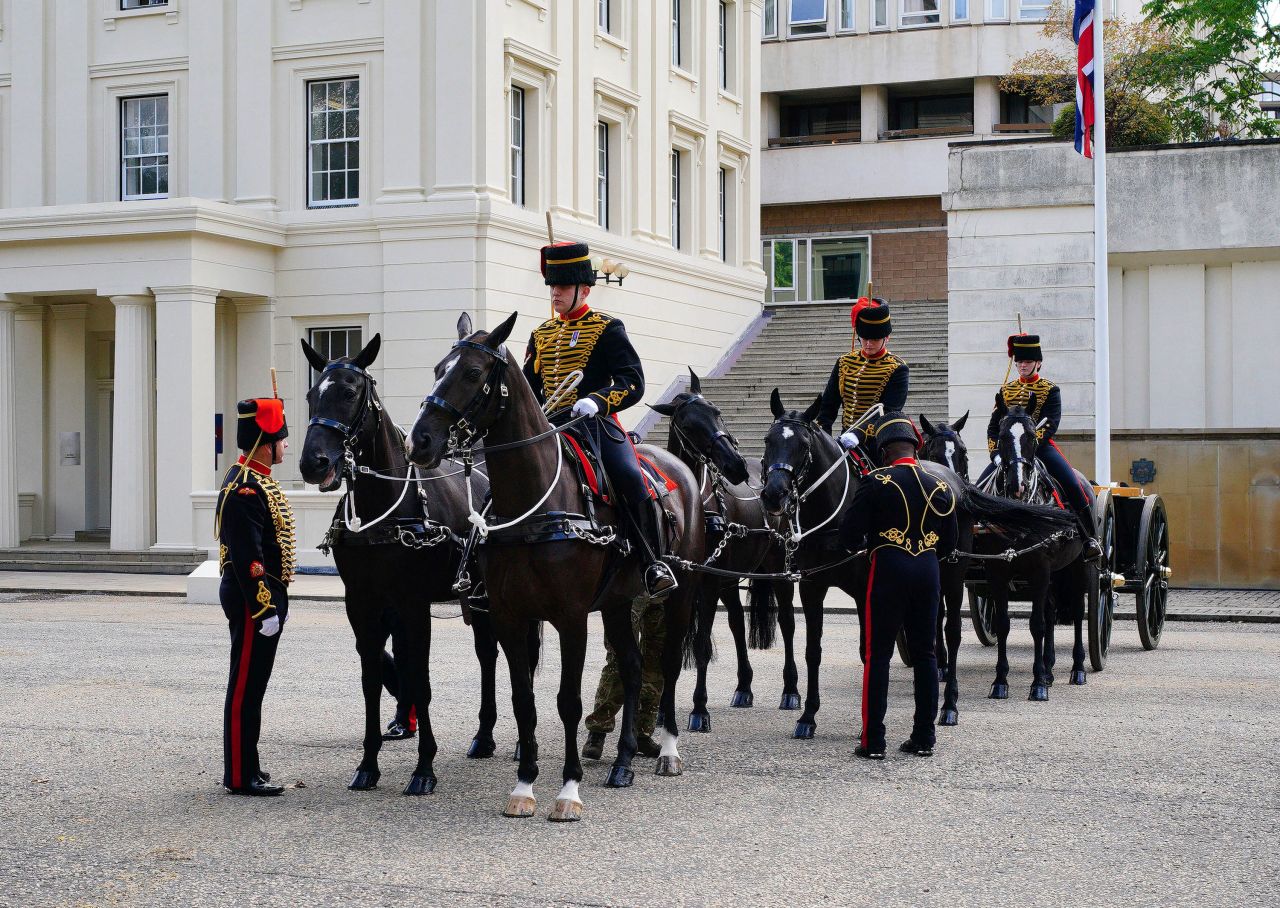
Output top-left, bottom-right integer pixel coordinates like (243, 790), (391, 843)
(216, 457), (297, 621)
(817, 350), (909, 434)
(523, 305), (645, 421)
(839, 459), (958, 559)
(986, 375), (1060, 454)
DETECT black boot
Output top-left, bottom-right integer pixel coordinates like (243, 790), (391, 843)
(635, 734), (661, 758)
(630, 500), (678, 599)
(582, 731), (606, 760)
(1074, 506), (1102, 564)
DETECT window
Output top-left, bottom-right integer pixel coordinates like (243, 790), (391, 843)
(764, 239), (798, 303)
(121, 0), (167, 8)
(1018, 0), (1050, 20)
(838, 0), (854, 30)
(509, 86), (525, 206)
(780, 97), (860, 138)
(120, 95), (169, 201)
(873, 0), (888, 28)
(308, 327), (363, 385)
(670, 151), (682, 250)
(763, 237), (870, 303)
(900, 0), (941, 27)
(718, 3), (727, 89)
(789, 0), (827, 36)
(953, 0), (970, 21)
(598, 0), (611, 32)
(718, 167), (728, 262)
(763, 0), (778, 37)
(988, 0), (1008, 19)
(596, 121), (611, 229)
(890, 94), (973, 131)
(307, 78), (360, 208)
(672, 1), (682, 67)
(1002, 92), (1059, 127)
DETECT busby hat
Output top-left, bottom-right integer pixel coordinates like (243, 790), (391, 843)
(871, 410), (922, 451)
(237, 397), (289, 452)
(540, 241), (597, 287)
(1008, 334), (1043, 362)
(853, 297), (892, 340)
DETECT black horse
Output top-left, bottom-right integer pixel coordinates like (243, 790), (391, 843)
(649, 370), (794, 732)
(406, 312), (705, 821)
(297, 333), (505, 796)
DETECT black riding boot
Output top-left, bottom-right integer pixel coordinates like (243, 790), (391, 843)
(1074, 504), (1103, 565)
(629, 499), (678, 600)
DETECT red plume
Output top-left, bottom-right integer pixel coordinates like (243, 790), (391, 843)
(1007, 333), (1027, 359)
(850, 297), (874, 329)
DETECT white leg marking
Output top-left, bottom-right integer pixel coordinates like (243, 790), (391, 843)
(659, 729), (680, 758)
(555, 780), (582, 806)
(511, 780), (534, 800)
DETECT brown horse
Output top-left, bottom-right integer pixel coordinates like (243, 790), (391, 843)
(406, 312), (705, 821)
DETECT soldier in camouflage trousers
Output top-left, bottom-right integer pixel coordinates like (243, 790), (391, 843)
(581, 596), (665, 759)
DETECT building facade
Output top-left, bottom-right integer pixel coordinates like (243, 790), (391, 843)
(0, 0), (764, 559)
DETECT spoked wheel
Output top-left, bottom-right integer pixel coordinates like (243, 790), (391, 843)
(968, 588), (997, 647)
(896, 628), (913, 666)
(1135, 496), (1170, 651)
(1087, 492), (1117, 672)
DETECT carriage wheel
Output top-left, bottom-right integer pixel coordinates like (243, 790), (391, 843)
(967, 588), (997, 647)
(1134, 496), (1170, 651)
(1087, 492), (1117, 672)
(896, 628), (913, 666)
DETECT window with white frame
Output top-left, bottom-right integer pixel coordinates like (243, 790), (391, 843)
(873, 0), (889, 29)
(121, 0), (167, 8)
(953, 0), (970, 21)
(509, 86), (526, 206)
(838, 0), (854, 30)
(120, 95), (169, 201)
(596, 121), (611, 230)
(901, 0), (941, 27)
(718, 3), (728, 88)
(988, 0), (1009, 19)
(763, 0), (778, 37)
(307, 78), (360, 208)
(672, 1), (683, 67)
(670, 151), (683, 250)
(598, 0), (618, 36)
(308, 326), (363, 385)
(718, 167), (728, 262)
(762, 236), (870, 303)
(789, 0), (827, 36)
(1018, 0), (1050, 20)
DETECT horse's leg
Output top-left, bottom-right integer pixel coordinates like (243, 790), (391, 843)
(396, 614), (438, 795)
(548, 618), (587, 822)
(688, 580), (716, 731)
(939, 568), (964, 726)
(776, 581), (801, 710)
(466, 609), (499, 759)
(1043, 579), (1058, 688)
(989, 583), (1011, 700)
(656, 588), (693, 777)
(724, 583), (755, 708)
(348, 608), (385, 790)
(1071, 578), (1088, 685)
(602, 600), (642, 789)
(793, 582), (826, 739)
(497, 618), (539, 817)
(1028, 572), (1051, 702)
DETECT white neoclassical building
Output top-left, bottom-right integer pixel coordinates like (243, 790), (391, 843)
(0, 0), (764, 561)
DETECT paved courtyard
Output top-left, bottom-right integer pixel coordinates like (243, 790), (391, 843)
(0, 591), (1275, 907)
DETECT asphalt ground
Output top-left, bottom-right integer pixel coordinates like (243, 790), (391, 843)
(0, 592), (1275, 908)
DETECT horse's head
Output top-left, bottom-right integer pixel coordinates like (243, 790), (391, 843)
(298, 333), (382, 492)
(406, 311), (518, 469)
(760, 388), (822, 517)
(920, 411), (970, 482)
(997, 398), (1039, 500)
(650, 369), (749, 486)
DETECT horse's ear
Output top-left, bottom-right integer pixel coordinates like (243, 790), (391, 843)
(351, 333), (381, 370)
(770, 387), (785, 419)
(688, 368), (702, 394)
(301, 337), (328, 374)
(649, 401), (678, 417)
(920, 413), (936, 436)
(484, 311), (519, 350)
(456, 312), (474, 340)
(801, 394), (822, 424)
(953, 410), (969, 432)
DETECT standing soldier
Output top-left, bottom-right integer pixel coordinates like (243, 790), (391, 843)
(582, 598), (664, 760)
(817, 297), (910, 456)
(838, 413), (957, 760)
(216, 395), (296, 796)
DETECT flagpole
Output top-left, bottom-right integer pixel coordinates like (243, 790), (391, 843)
(1092, 0), (1111, 486)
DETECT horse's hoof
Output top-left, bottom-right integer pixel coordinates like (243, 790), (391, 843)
(604, 766), (634, 788)
(939, 708), (959, 727)
(548, 798), (582, 822)
(1070, 669), (1087, 685)
(504, 794), (536, 818)
(730, 690), (754, 708)
(989, 682), (1009, 700)
(466, 736), (496, 759)
(1029, 683), (1049, 702)
(779, 692), (802, 711)
(687, 712), (711, 733)
(793, 720), (816, 740)
(403, 773), (437, 796)
(512, 743), (523, 762)
(348, 768), (380, 791)
(655, 755), (684, 777)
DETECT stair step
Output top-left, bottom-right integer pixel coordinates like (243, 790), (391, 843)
(0, 559), (203, 576)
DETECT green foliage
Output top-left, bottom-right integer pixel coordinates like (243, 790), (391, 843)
(1052, 94), (1174, 147)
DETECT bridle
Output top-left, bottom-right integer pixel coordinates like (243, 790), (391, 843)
(763, 416), (853, 564)
(997, 416), (1041, 502)
(419, 339), (511, 452)
(924, 429), (968, 478)
(669, 394), (744, 500)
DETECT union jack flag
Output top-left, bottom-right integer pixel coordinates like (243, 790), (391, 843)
(1073, 0), (1096, 159)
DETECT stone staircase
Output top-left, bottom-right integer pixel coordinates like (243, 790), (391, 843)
(644, 300), (949, 459)
(0, 545), (207, 575)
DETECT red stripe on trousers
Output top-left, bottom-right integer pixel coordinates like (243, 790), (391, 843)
(860, 552), (877, 749)
(1048, 439), (1091, 501)
(229, 603), (254, 788)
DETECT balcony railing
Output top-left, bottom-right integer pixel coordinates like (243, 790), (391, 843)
(768, 130), (862, 147)
(993, 122), (1053, 134)
(879, 124), (973, 140)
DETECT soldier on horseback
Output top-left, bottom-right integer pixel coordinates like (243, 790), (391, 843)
(523, 240), (679, 599)
(977, 333), (1102, 562)
(816, 297), (909, 457)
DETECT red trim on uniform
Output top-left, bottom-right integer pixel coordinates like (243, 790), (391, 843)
(237, 454), (272, 476)
(559, 303), (590, 321)
(229, 603), (255, 788)
(861, 346), (889, 360)
(891, 457), (917, 466)
(1018, 373), (1040, 383)
(1048, 438), (1092, 501)
(860, 552), (877, 749)
(407, 705), (417, 734)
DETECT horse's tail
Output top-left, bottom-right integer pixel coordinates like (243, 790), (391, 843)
(961, 485), (1076, 539)
(681, 586), (717, 670)
(748, 579), (778, 650)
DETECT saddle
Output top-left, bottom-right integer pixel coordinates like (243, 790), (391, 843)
(560, 429), (676, 506)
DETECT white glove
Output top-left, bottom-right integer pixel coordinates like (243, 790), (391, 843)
(838, 429), (862, 451)
(571, 397), (600, 418)
(992, 453), (1002, 466)
(259, 614), (280, 637)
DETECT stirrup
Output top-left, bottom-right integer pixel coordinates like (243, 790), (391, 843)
(1082, 535), (1103, 564)
(644, 561), (678, 599)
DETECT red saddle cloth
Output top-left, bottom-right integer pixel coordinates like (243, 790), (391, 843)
(562, 434), (677, 503)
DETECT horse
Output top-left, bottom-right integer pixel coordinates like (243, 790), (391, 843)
(297, 333), (509, 796)
(975, 403), (1091, 701)
(406, 311), (705, 822)
(648, 370), (795, 732)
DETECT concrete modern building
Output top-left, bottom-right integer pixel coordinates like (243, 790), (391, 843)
(0, 0), (764, 565)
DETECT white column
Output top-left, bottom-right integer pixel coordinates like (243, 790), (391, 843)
(428, 2), (479, 201)
(153, 286), (219, 550)
(861, 85), (887, 143)
(0, 300), (20, 548)
(54, 0), (90, 204)
(10, 0), (46, 206)
(109, 296), (156, 550)
(234, 0), (275, 207)
(49, 304), (89, 540)
(234, 298), (276, 401)
(377, 0), (427, 203)
(188, 0), (227, 200)
(973, 77), (1000, 138)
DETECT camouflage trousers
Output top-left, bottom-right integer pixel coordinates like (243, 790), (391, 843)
(585, 597), (665, 736)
